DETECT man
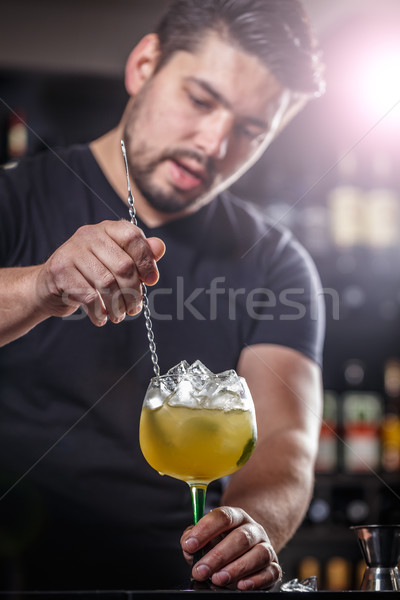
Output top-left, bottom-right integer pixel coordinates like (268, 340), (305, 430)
(0, 0), (325, 592)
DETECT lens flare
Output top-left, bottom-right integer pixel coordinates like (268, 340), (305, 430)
(359, 45), (400, 123)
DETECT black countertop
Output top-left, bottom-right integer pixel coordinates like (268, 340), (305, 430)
(0, 592), (397, 599)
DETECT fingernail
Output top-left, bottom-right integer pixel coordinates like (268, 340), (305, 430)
(145, 271), (158, 285)
(240, 579), (255, 591)
(184, 537), (198, 553)
(213, 570), (231, 586)
(195, 564), (211, 579)
(127, 304), (142, 316)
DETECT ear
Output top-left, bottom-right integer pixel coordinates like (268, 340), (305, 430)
(125, 33), (161, 96)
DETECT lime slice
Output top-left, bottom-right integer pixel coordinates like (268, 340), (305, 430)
(236, 436), (256, 467)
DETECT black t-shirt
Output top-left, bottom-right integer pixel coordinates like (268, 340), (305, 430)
(0, 145), (324, 590)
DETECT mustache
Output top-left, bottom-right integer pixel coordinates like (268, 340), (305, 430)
(159, 149), (216, 183)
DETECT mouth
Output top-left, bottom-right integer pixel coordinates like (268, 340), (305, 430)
(168, 158), (207, 191)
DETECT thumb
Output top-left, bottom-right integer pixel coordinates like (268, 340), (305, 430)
(147, 237), (166, 262)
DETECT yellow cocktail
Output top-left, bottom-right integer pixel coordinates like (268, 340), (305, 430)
(139, 359), (257, 555)
(140, 404), (256, 484)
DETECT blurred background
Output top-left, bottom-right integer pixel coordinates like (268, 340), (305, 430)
(1, 0), (400, 590)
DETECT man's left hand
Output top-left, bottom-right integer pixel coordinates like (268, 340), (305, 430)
(180, 506), (282, 590)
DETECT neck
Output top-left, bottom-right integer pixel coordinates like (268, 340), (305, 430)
(90, 128), (197, 228)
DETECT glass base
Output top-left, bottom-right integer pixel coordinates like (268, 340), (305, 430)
(175, 578), (214, 591)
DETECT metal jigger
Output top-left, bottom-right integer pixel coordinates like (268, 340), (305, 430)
(351, 524), (400, 591)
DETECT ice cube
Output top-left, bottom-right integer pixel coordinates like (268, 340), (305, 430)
(216, 369), (238, 384)
(187, 359), (213, 391)
(238, 378), (253, 408)
(167, 360), (190, 377)
(167, 379), (198, 407)
(159, 376), (178, 395)
(215, 370), (247, 399)
(151, 360), (251, 410)
(143, 386), (164, 410)
(207, 389), (242, 410)
(200, 378), (220, 401)
(156, 361), (190, 394)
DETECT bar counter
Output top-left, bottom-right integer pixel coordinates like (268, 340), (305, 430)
(0, 592), (398, 599)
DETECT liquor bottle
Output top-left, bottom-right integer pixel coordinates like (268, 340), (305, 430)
(315, 391), (339, 473)
(381, 358), (400, 472)
(328, 152), (365, 248)
(364, 153), (398, 249)
(342, 391), (382, 472)
(6, 109), (28, 164)
(355, 559), (366, 590)
(325, 556), (351, 591)
(298, 555), (321, 583)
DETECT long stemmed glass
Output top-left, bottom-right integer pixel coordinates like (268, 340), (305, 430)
(139, 359), (257, 565)
(121, 141), (257, 571)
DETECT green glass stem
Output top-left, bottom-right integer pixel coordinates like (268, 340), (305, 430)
(189, 483), (208, 565)
(189, 483), (207, 524)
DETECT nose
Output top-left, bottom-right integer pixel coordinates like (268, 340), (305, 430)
(195, 112), (232, 160)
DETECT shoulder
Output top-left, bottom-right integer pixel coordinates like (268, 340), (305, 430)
(1, 144), (92, 183)
(0, 144), (98, 264)
(0, 144), (93, 226)
(0, 143), (100, 227)
(216, 191), (318, 284)
(216, 191), (295, 250)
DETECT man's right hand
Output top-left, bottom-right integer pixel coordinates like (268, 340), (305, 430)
(35, 219), (165, 326)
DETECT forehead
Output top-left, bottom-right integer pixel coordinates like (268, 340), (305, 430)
(160, 32), (285, 118)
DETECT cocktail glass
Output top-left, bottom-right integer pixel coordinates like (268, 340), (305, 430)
(139, 359), (257, 570)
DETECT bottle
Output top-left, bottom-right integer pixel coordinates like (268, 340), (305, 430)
(6, 109), (28, 163)
(298, 555), (321, 583)
(325, 556), (351, 591)
(315, 391), (339, 473)
(364, 153), (398, 249)
(328, 185), (365, 248)
(328, 152), (365, 248)
(342, 391), (383, 473)
(381, 358), (400, 472)
(355, 559), (366, 590)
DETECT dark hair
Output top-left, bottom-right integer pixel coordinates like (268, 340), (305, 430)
(155, 0), (324, 96)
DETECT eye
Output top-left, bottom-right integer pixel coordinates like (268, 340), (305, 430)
(237, 123), (266, 142)
(187, 92), (213, 110)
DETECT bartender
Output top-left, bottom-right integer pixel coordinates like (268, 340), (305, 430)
(0, 0), (325, 591)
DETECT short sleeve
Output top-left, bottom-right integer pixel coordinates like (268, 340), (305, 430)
(0, 164), (28, 266)
(244, 231), (325, 367)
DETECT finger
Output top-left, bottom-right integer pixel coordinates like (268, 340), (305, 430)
(72, 253), (129, 324)
(209, 542), (279, 589)
(182, 507), (250, 554)
(89, 244), (143, 321)
(147, 237), (166, 263)
(58, 271), (108, 327)
(236, 560), (283, 591)
(191, 521), (266, 581)
(85, 290), (109, 327)
(182, 533), (224, 564)
(105, 221), (160, 286)
(93, 235), (164, 316)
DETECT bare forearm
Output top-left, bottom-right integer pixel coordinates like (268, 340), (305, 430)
(221, 429), (316, 551)
(0, 222), (166, 347)
(0, 266), (49, 346)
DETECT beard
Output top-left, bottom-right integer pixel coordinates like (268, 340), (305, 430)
(129, 147), (216, 214)
(122, 88), (217, 215)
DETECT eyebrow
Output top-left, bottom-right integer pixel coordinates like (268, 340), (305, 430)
(186, 76), (269, 130)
